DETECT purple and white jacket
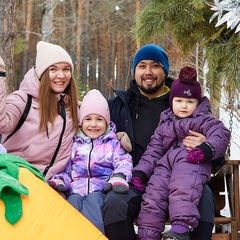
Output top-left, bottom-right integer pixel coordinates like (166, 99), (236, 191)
(52, 121), (133, 196)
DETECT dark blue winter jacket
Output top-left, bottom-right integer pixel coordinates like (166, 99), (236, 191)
(108, 78), (173, 167)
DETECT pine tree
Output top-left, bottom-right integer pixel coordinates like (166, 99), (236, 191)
(132, 0), (240, 104)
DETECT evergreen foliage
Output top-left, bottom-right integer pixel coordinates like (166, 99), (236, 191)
(132, 0), (240, 102)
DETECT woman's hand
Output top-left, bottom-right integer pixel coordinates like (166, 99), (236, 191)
(183, 130), (206, 150)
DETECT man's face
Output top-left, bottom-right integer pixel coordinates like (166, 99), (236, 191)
(135, 60), (166, 95)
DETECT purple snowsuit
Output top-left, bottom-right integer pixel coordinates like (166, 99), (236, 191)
(135, 97), (230, 234)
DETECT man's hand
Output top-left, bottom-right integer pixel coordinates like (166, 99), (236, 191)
(183, 130), (206, 150)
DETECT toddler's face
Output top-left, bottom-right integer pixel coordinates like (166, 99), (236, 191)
(172, 97), (198, 118)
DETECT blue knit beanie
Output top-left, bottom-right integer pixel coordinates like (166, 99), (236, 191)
(132, 44), (169, 74)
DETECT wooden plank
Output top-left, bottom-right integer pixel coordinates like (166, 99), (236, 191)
(212, 233), (231, 240)
(214, 217), (235, 224)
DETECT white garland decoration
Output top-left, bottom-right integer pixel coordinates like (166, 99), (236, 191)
(206, 0), (240, 33)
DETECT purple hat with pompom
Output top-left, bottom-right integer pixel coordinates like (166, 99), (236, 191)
(169, 66), (202, 109)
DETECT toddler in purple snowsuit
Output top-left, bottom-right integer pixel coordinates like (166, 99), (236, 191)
(133, 67), (231, 240)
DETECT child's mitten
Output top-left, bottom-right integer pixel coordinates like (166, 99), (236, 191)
(104, 173), (129, 194)
(187, 143), (213, 163)
(48, 179), (65, 192)
(131, 176), (145, 192)
(130, 170), (148, 192)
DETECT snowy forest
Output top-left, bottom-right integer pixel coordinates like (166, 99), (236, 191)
(0, 0), (240, 158)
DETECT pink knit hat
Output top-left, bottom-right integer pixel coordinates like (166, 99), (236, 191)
(35, 41), (74, 79)
(79, 89), (110, 126)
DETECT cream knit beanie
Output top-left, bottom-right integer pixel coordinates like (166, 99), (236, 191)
(35, 41), (74, 79)
(79, 89), (110, 126)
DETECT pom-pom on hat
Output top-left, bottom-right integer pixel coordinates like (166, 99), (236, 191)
(79, 89), (110, 126)
(132, 44), (169, 75)
(169, 66), (202, 109)
(35, 41), (74, 79)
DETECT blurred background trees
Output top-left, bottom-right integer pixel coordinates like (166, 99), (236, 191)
(132, 0), (240, 118)
(0, 0), (147, 97)
(0, 0), (239, 114)
(1, 0), (239, 160)
(0, 0), (198, 98)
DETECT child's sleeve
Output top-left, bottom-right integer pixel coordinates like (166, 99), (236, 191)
(0, 144), (7, 154)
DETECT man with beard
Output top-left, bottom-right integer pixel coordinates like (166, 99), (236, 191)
(103, 44), (216, 240)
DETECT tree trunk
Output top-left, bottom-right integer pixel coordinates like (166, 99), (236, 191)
(22, 0), (33, 77)
(41, 0), (56, 42)
(80, 0), (89, 87)
(76, 0), (82, 79)
(0, 0), (18, 92)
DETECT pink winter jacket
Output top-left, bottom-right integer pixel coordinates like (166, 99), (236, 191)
(0, 67), (78, 179)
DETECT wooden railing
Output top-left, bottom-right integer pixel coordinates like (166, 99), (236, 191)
(211, 160), (240, 240)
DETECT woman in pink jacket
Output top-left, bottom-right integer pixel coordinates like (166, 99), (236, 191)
(0, 41), (79, 180)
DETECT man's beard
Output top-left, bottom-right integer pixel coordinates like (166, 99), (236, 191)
(137, 78), (165, 94)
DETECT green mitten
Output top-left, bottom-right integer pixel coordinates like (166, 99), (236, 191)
(0, 171), (28, 225)
(0, 154), (46, 225)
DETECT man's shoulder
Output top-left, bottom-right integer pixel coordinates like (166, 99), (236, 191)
(108, 89), (133, 105)
(165, 76), (174, 88)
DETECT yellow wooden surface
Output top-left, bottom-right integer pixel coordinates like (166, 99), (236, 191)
(0, 167), (108, 240)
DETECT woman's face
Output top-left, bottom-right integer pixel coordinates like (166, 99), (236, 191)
(48, 63), (72, 93)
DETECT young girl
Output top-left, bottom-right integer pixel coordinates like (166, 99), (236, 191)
(49, 89), (133, 233)
(132, 67), (231, 240)
(0, 41), (79, 179)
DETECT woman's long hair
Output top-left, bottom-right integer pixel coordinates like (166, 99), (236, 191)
(38, 69), (79, 132)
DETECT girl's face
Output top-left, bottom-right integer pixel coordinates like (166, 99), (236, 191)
(172, 97), (198, 118)
(48, 63), (72, 93)
(82, 114), (108, 139)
